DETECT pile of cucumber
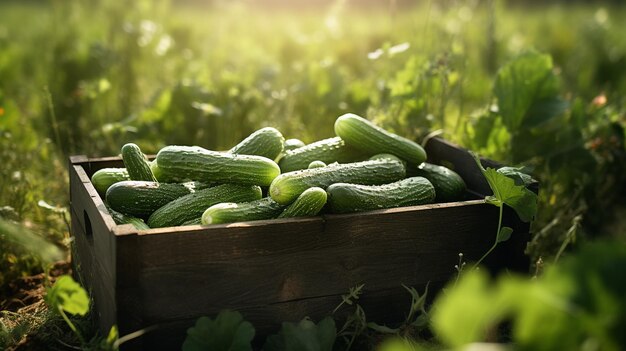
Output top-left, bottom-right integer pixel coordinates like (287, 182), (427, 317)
(91, 113), (466, 229)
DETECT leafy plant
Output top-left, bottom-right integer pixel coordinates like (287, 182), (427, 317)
(263, 317), (336, 351)
(471, 154), (538, 266)
(431, 241), (626, 351)
(367, 285), (429, 337)
(182, 310), (255, 351)
(44, 275), (89, 344)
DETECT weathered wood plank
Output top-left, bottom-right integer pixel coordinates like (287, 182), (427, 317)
(120, 203), (498, 326)
(120, 282), (445, 350)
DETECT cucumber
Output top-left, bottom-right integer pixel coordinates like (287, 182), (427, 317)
(369, 153), (405, 164)
(91, 168), (130, 196)
(106, 205), (150, 230)
(277, 187), (327, 218)
(334, 113), (427, 165)
(106, 181), (210, 219)
(408, 163), (466, 202)
(270, 158), (406, 205)
(278, 137), (370, 172)
(229, 127), (285, 160)
(283, 138), (306, 151)
(121, 143), (157, 182)
(308, 160), (327, 169)
(155, 145), (280, 186)
(326, 177), (435, 214)
(147, 184), (262, 228)
(201, 197), (285, 225)
(181, 217), (202, 226)
(151, 161), (187, 183)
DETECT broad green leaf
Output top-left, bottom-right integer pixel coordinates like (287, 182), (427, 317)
(431, 270), (508, 347)
(472, 155), (538, 222)
(182, 311), (254, 351)
(494, 51), (560, 131)
(45, 275), (89, 316)
(263, 317), (336, 351)
(497, 227), (514, 243)
(377, 337), (425, 351)
(496, 167), (535, 187)
(0, 219), (64, 263)
(521, 97), (569, 130)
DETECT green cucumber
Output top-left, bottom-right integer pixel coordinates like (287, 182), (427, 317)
(278, 137), (370, 172)
(283, 138), (306, 151)
(201, 197), (285, 225)
(270, 158), (406, 205)
(148, 184), (262, 228)
(155, 145), (280, 186)
(151, 161), (187, 183)
(106, 181), (210, 219)
(308, 160), (327, 169)
(229, 127), (285, 160)
(277, 187), (327, 218)
(181, 217), (202, 226)
(408, 163), (466, 202)
(369, 153), (405, 164)
(334, 113), (427, 165)
(121, 143), (157, 182)
(326, 177), (435, 214)
(106, 205), (150, 230)
(91, 168), (130, 196)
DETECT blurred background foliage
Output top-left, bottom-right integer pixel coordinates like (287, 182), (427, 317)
(0, 0), (625, 312)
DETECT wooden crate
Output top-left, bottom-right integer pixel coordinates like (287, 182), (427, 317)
(69, 138), (536, 349)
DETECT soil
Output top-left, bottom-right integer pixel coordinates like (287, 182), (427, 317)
(0, 261), (71, 313)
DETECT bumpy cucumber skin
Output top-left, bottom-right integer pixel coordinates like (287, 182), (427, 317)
(151, 161), (187, 183)
(277, 187), (327, 218)
(283, 138), (306, 151)
(369, 153), (405, 164)
(106, 205), (150, 230)
(147, 184), (262, 228)
(229, 127), (285, 161)
(307, 160), (327, 169)
(408, 163), (466, 202)
(106, 180), (209, 219)
(155, 145), (280, 186)
(121, 143), (157, 182)
(202, 197), (285, 225)
(334, 113), (427, 165)
(326, 177), (435, 214)
(91, 168), (129, 196)
(278, 137), (370, 172)
(270, 158), (406, 205)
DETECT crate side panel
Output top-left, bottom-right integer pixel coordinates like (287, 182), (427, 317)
(129, 203), (499, 327)
(69, 163), (118, 334)
(125, 282), (444, 350)
(425, 137), (500, 196)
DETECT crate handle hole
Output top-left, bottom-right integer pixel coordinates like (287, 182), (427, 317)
(83, 210), (93, 240)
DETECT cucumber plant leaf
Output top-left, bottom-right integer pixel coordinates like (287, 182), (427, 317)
(478, 160), (538, 222)
(182, 310), (255, 351)
(494, 51), (561, 131)
(45, 275), (89, 316)
(497, 166), (536, 187)
(263, 317), (336, 351)
(497, 227), (514, 243)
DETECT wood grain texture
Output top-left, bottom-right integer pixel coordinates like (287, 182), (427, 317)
(69, 137), (536, 349)
(122, 282), (445, 350)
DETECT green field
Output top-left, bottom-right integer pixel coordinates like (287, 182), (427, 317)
(1, 0), (625, 350)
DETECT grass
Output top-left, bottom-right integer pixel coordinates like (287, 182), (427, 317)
(0, 0), (625, 349)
